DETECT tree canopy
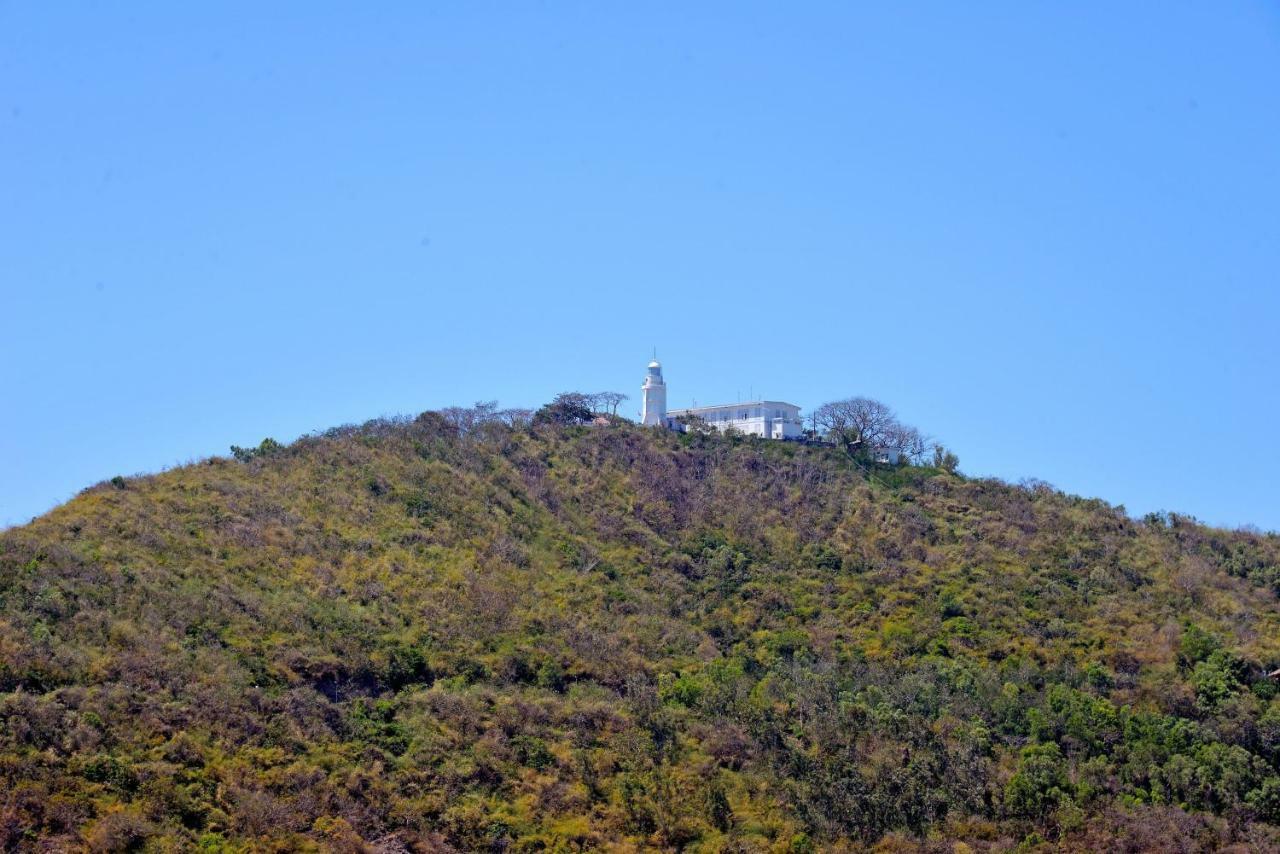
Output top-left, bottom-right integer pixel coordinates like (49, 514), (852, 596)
(814, 396), (929, 463)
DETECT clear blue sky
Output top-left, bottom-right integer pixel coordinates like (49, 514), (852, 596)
(3, 3), (1279, 531)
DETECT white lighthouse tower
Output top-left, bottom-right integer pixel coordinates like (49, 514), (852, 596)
(641, 357), (667, 426)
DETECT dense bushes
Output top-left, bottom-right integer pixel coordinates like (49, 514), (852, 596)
(1, 413), (1279, 850)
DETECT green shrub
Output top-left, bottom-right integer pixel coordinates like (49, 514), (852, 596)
(1005, 743), (1073, 818)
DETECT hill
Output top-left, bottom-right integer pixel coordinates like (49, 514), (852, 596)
(3, 412), (1280, 851)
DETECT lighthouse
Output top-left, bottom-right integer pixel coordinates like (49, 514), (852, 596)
(640, 358), (667, 426)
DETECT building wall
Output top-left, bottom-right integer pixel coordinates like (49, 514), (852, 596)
(641, 383), (666, 426)
(669, 402), (804, 439)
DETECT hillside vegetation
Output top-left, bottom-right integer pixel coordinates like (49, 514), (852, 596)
(3, 412), (1280, 851)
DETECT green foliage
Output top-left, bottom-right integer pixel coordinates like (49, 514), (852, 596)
(933, 444), (960, 473)
(382, 642), (432, 689)
(532, 392), (594, 426)
(1249, 777), (1280, 824)
(2, 413), (1280, 849)
(79, 754), (139, 792)
(229, 436), (283, 462)
(1005, 743), (1073, 819)
(1180, 622), (1223, 669)
(346, 698), (409, 756)
(803, 542), (844, 572)
(659, 671), (706, 707)
(1191, 650), (1249, 710)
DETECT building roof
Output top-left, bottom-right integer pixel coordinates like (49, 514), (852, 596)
(668, 400), (800, 415)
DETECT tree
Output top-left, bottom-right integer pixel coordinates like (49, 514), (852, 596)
(813, 397), (928, 463)
(499, 407), (534, 428)
(431, 401), (533, 435)
(437, 401), (501, 435)
(533, 392), (595, 426)
(1004, 743), (1073, 819)
(932, 445), (960, 474)
(593, 392), (630, 416)
(673, 413), (716, 436)
(230, 437), (284, 462)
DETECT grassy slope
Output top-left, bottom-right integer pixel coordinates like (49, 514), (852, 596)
(2, 415), (1280, 852)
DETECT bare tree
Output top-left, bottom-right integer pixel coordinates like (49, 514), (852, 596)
(497, 408), (534, 428)
(434, 401), (532, 435)
(812, 397), (892, 455)
(813, 397), (929, 463)
(438, 401), (501, 435)
(593, 391), (630, 416)
(887, 424), (928, 462)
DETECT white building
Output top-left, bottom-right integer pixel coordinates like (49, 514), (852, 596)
(640, 359), (667, 426)
(640, 358), (804, 439)
(669, 400), (805, 439)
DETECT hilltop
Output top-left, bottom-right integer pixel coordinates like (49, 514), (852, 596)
(3, 411), (1280, 851)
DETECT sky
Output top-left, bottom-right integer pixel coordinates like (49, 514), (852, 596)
(2, 3), (1279, 531)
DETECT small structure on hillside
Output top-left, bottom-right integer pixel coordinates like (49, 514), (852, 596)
(640, 358), (804, 439)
